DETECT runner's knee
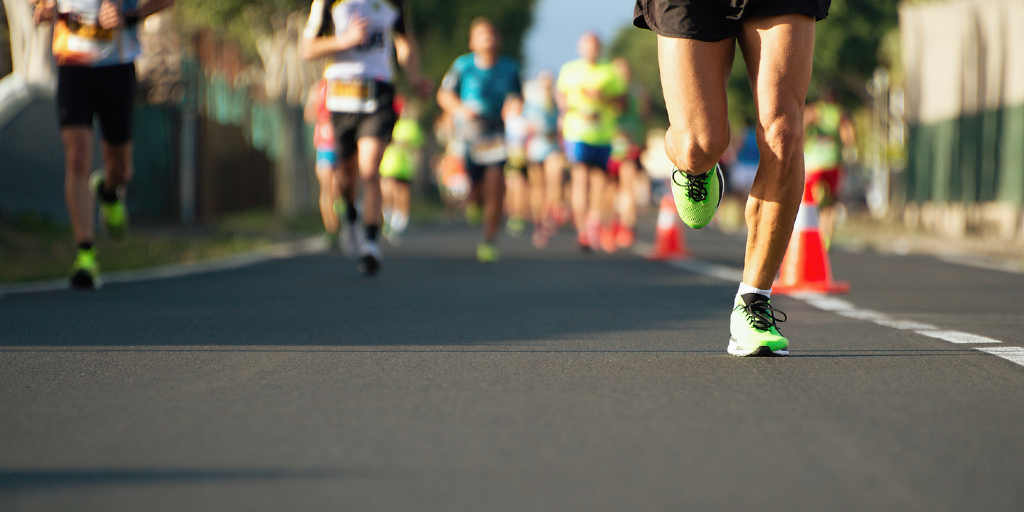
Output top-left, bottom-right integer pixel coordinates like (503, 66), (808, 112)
(665, 126), (728, 173)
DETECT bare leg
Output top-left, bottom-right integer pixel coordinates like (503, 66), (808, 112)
(482, 166), (505, 243)
(569, 162), (589, 233)
(100, 140), (133, 190)
(657, 36), (735, 177)
(316, 161), (340, 233)
(62, 127), (95, 246)
(618, 160), (638, 229)
(356, 137), (388, 228)
(588, 167), (607, 222)
(738, 14), (816, 289)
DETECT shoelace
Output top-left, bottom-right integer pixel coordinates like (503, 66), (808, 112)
(740, 300), (787, 332)
(672, 169), (709, 202)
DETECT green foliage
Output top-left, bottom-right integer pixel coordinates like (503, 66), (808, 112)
(177, 0), (311, 58)
(406, 0), (535, 83)
(812, 0), (900, 105)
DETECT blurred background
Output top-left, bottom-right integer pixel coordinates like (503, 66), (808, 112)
(2, 0), (1022, 279)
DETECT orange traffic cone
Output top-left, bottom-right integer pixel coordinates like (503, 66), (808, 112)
(772, 199), (849, 294)
(649, 193), (689, 260)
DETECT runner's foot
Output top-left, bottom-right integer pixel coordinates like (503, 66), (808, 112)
(670, 164), (724, 229)
(69, 247), (101, 290)
(358, 240), (381, 276)
(90, 171), (128, 240)
(340, 220), (362, 258)
(728, 293), (789, 357)
(476, 242), (499, 263)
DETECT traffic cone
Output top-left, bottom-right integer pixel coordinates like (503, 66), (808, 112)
(772, 199), (849, 294)
(648, 193), (689, 260)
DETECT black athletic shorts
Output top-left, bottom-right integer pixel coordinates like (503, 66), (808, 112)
(634, 0), (830, 42)
(330, 81), (397, 161)
(56, 63), (137, 144)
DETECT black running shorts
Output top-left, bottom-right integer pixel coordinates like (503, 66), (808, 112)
(57, 63), (137, 144)
(634, 0), (831, 42)
(331, 81), (397, 161)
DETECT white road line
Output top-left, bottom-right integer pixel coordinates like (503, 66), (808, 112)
(915, 330), (1002, 344)
(976, 347), (1024, 366)
(651, 255), (1020, 367)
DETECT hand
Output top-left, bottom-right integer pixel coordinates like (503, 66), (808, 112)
(340, 14), (369, 48)
(33, 1), (56, 25)
(98, 0), (124, 30)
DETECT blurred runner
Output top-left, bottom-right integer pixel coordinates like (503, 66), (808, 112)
(607, 57), (650, 250)
(437, 17), (523, 263)
(34, 0), (175, 289)
(635, 0), (830, 356)
(302, 0), (430, 276)
(523, 71), (565, 249)
(556, 32), (627, 252)
(304, 78), (344, 251)
(503, 95), (529, 237)
(803, 88), (855, 249)
(380, 97), (425, 245)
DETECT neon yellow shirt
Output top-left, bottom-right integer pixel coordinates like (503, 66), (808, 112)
(556, 59), (626, 146)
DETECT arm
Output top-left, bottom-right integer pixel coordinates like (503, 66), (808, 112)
(300, 14), (369, 61)
(98, 0), (175, 30)
(394, 32), (431, 98)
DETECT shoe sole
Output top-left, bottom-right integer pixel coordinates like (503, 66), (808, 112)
(358, 255), (379, 276)
(727, 338), (788, 357)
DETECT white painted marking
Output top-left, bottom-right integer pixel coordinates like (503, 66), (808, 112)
(668, 259), (744, 282)
(937, 254), (1024, 274)
(975, 347), (1024, 367)
(649, 255), (1014, 365)
(915, 330), (1002, 344)
(873, 319), (939, 330)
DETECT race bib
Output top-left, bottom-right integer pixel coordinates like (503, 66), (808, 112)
(53, 14), (115, 65)
(326, 77), (377, 114)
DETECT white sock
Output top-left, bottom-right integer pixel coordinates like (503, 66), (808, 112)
(391, 211), (408, 233)
(736, 282), (772, 301)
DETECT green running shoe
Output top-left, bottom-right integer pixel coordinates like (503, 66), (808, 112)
(728, 294), (789, 357)
(670, 164), (724, 229)
(69, 247), (101, 290)
(476, 242), (499, 263)
(90, 171), (128, 240)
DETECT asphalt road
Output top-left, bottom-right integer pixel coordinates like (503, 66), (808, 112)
(2, 220), (1023, 511)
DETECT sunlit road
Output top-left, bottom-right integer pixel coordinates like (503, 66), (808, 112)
(2, 220), (1023, 511)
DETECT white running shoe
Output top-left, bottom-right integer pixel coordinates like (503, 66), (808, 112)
(340, 221), (362, 258)
(358, 240), (381, 276)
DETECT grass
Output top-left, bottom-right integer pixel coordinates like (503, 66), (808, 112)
(0, 209), (323, 284)
(0, 198), (449, 284)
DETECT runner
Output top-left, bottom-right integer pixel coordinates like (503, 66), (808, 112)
(304, 78), (344, 251)
(803, 88), (855, 249)
(522, 70), (565, 249)
(634, 0), (830, 356)
(301, 0), (430, 275)
(607, 57), (650, 250)
(503, 95), (530, 238)
(380, 97), (425, 245)
(555, 32), (627, 252)
(33, 0), (175, 289)
(437, 17), (523, 263)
